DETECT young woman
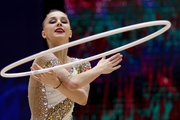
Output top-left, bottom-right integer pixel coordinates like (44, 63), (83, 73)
(28, 10), (123, 120)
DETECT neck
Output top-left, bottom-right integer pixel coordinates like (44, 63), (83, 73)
(54, 48), (70, 64)
(46, 38), (71, 64)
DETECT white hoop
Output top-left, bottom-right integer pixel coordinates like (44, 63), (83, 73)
(1, 20), (171, 78)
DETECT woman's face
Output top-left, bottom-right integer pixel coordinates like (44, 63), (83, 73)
(42, 11), (72, 45)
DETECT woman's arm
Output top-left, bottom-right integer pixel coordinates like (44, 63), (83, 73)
(31, 53), (123, 91)
(30, 53), (91, 105)
(59, 84), (90, 105)
(30, 74), (89, 105)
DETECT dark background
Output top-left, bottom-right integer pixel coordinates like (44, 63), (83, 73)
(0, 0), (180, 120)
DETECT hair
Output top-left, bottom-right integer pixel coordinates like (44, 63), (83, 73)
(42, 9), (67, 29)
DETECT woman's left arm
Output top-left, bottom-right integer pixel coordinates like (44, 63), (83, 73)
(30, 53), (91, 105)
(55, 82), (90, 106)
(30, 72), (90, 105)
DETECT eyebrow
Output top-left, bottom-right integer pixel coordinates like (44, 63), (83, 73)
(49, 16), (68, 20)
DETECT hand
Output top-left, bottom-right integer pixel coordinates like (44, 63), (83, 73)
(30, 63), (60, 88)
(95, 53), (123, 74)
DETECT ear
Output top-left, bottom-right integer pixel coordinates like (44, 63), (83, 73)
(69, 29), (72, 38)
(42, 31), (46, 39)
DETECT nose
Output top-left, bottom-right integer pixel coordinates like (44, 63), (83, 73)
(57, 20), (62, 26)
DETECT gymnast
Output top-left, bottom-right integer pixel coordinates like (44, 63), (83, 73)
(28, 9), (123, 120)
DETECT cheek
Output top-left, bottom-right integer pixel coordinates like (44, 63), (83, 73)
(65, 27), (71, 34)
(45, 28), (54, 36)
(47, 27), (54, 32)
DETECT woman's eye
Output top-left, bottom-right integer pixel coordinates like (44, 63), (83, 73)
(61, 20), (68, 24)
(49, 20), (56, 24)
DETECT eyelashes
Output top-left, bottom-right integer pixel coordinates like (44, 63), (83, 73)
(49, 20), (56, 24)
(49, 19), (68, 24)
(61, 20), (68, 24)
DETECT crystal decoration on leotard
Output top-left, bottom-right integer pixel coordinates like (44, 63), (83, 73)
(42, 58), (74, 120)
(34, 58), (91, 120)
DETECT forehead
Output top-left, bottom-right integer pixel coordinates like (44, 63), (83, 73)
(46, 11), (68, 19)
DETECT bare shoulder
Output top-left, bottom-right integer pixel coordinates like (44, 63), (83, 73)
(34, 53), (60, 68)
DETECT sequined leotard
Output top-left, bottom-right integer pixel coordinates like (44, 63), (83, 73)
(28, 57), (91, 120)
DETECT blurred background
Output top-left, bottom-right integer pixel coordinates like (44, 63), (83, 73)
(0, 0), (180, 120)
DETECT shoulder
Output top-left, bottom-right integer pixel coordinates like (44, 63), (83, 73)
(34, 53), (60, 68)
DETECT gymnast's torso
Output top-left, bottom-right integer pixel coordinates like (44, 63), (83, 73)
(28, 56), (91, 120)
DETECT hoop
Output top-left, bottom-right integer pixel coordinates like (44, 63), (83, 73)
(1, 20), (171, 78)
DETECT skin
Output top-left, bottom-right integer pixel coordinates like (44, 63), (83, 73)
(30, 11), (123, 105)
(42, 11), (72, 64)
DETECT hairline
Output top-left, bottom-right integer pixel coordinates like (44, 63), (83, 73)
(42, 10), (68, 29)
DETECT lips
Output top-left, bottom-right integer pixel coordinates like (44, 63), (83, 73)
(55, 28), (64, 33)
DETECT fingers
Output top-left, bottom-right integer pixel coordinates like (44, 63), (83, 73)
(32, 63), (42, 70)
(102, 56), (106, 60)
(31, 63), (52, 75)
(112, 65), (121, 71)
(31, 63), (45, 81)
(111, 56), (123, 66)
(30, 72), (39, 79)
(108, 53), (123, 66)
(30, 63), (56, 82)
(31, 74), (41, 82)
(30, 67), (41, 81)
(108, 54), (117, 61)
(110, 53), (123, 71)
(108, 53), (122, 61)
(112, 60), (122, 68)
(49, 69), (55, 76)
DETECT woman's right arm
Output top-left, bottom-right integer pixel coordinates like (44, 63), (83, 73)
(31, 53), (123, 91)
